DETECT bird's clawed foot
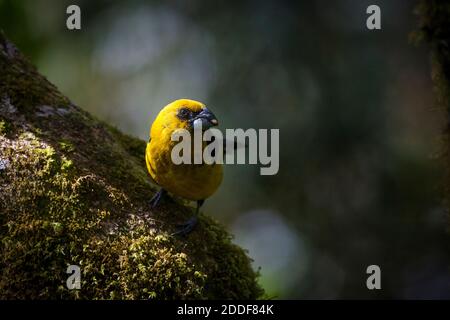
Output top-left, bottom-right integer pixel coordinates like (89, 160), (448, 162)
(172, 216), (198, 236)
(172, 200), (203, 236)
(149, 189), (167, 209)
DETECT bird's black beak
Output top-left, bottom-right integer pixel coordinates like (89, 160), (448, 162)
(191, 108), (218, 130)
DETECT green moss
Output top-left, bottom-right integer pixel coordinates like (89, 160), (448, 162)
(0, 32), (263, 299)
(59, 140), (75, 153)
(0, 120), (9, 135)
(107, 124), (147, 160)
(61, 157), (73, 172)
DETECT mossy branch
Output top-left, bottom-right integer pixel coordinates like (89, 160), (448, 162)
(0, 32), (263, 299)
(413, 1), (450, 224)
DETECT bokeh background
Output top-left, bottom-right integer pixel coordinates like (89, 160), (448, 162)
(1, 0), (449, 298)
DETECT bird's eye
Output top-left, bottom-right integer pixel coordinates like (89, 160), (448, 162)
(177, 108), (191, 120)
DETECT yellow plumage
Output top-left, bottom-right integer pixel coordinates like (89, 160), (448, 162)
(146, 99), (223, 201)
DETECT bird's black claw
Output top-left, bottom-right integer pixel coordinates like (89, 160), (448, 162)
(149, 189), (166, 209)
(172, 216), (198, 236)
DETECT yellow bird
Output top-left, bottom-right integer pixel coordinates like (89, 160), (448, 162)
(145, 99), (223, 235)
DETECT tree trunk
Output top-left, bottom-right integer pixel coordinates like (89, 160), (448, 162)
(414, 1), (450, 222)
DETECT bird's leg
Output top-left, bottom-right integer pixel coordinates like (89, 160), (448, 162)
(149, 188), (167, 209)
(196, 199), (204, 215)
(172, 200), (204, 236)
(172, 216), (198, 237)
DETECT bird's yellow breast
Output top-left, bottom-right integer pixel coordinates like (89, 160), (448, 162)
(145, 99), (223, 201)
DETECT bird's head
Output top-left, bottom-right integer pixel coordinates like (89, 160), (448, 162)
(157, 99), (218, 132)
(149, 99), (219, 144)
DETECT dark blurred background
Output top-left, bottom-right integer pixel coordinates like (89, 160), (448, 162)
(1, 0), (449, 298)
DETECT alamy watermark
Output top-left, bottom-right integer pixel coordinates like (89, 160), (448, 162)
(170, 123), (279, 176)
(66, 5), (81, 30)
(366, 265), (381, 290)
(366, 5), (381, 30)
(66, 264), (81, 290)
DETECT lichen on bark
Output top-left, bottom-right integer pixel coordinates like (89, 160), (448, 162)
(0, 32), (263, 299)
